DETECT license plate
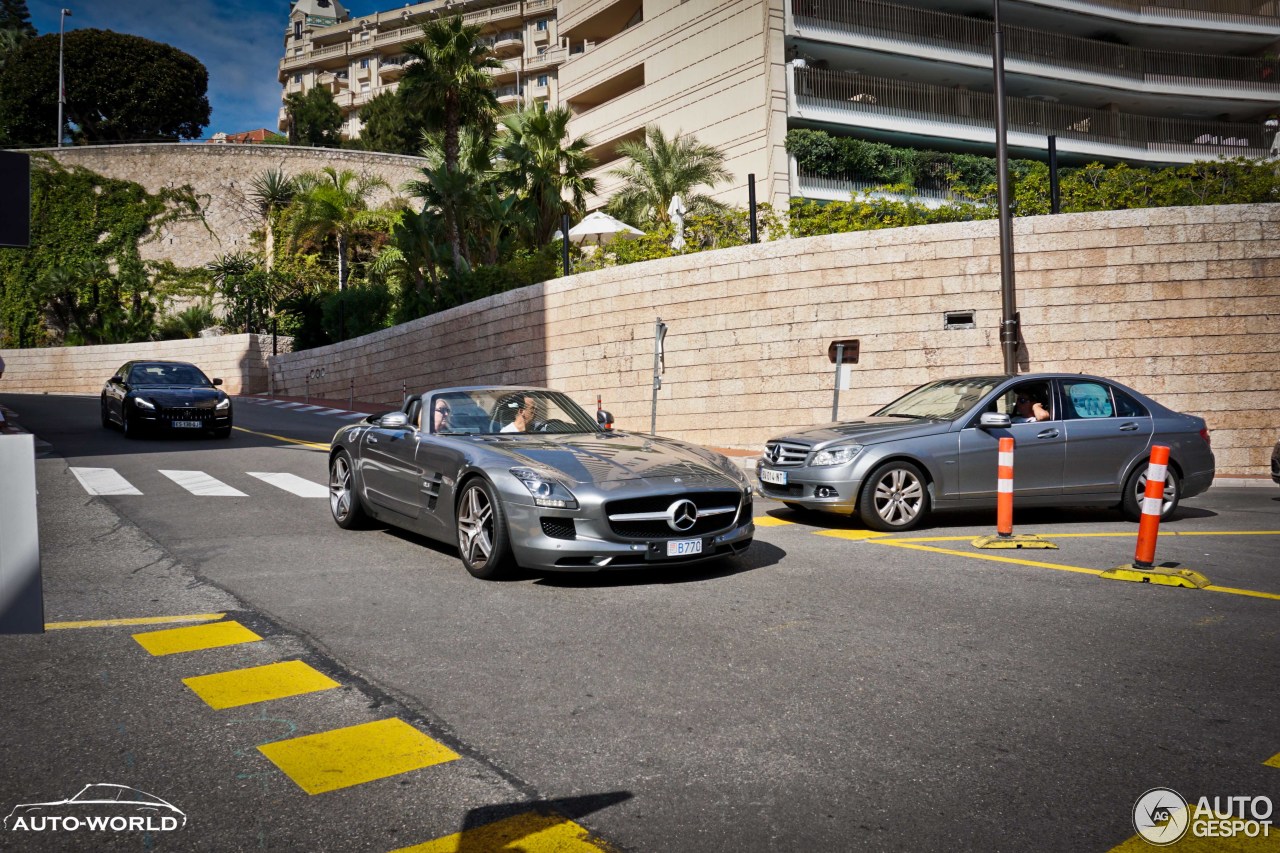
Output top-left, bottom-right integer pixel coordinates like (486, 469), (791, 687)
(667, 538), (703, 557)
(173, 421), (202, 428)
(759, 468), (787, 485)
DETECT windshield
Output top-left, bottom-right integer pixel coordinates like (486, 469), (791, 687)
(129, 364), (211, 387)
(431, 390), (600, 435)
(872, 377), (1004, 421)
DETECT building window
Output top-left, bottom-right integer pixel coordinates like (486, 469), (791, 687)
(361, 82), (370, 92)
(360, 58), (369, 68)
(537, 74), (548, 87)
(294, 21), (302, 39)
(294, 73), (302, 83)
(536, 19), (548, 31)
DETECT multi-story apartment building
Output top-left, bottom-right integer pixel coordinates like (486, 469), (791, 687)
(281, 0), (1280, 210)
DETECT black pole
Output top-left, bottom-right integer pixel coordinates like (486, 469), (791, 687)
(747, 173), (758, 244)
(561, 213), (570, 277)
(272, 317), (278, 356)
(1047, 135), (1060, 215)
(993, 0), (1019, 375)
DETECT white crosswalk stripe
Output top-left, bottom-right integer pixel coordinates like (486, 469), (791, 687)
(69, 467), (142, 496)
(68, 467), (327, 499)
(159, 470), (248, 497)
(247, 472), (329, 498)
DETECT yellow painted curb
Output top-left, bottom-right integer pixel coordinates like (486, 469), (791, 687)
(391, 810), (615, 853)
(47, 612), (225, 630)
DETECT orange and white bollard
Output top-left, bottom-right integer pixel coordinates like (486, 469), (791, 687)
(1101, 444), (1209, 588)
(972, 436), (1056, 550)
(1132, 444), (1169, 569)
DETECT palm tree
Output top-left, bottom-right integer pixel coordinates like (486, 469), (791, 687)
(604, 126), (733, 228)
(289, 167), (394, 293)
(247, 168), (297, 273)
(497, 105), (597, 245)
(398, 15), (501, 269)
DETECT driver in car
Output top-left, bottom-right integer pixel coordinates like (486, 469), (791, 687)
(501, 394), (540, 433)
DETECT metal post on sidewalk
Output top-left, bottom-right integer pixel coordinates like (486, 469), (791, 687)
(1048, 135), (1061, 215)
(747, 173), (758, 244)
(830, 343), (844, 421)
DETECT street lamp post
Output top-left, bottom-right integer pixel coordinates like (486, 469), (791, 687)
(992, 0), (1019, 375)
(57, 8), (72, 147)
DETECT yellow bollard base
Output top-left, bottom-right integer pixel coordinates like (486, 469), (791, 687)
(971, 534), (1059, 550)
(1099, 565), (1210, 588)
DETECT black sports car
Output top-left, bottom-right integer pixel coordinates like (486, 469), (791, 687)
(100, 360), (233, 439)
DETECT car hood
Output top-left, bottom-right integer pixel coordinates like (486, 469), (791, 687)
(771, 417), (952, 448)
(475, 431), (741, 487)
(132, 387), (223, 407)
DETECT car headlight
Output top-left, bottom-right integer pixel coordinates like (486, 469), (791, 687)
(215, 396), (231, 410)
(510, 467), (579, 509)
(133, 397), (156, 411)
(811, 445), (862, 466)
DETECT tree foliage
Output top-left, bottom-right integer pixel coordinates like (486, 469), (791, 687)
(497, 105), (596, 245)
(0, 29), (210, 145)
(604, 126), (733, 228)
(0, 0), (35, 35)
(283, 86), (342, 147)
(348, 89), (426, 155)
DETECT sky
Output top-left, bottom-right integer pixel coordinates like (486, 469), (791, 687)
(28, 0), (390, 139)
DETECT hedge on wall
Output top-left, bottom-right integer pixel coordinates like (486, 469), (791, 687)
(0, 154), (205, 347)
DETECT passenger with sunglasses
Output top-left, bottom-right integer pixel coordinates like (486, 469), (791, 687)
(432, 399), (451, 433)
(1012, 390), (1051, 423)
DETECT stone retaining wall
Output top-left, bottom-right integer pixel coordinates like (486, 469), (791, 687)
(34, 144), (427, 269)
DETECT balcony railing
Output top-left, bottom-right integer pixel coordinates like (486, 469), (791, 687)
(525, 47), (568, 71)
(793, 0), (1280, 26)
(793, 67), (1272, 158)
(793, 0), (1280, 92)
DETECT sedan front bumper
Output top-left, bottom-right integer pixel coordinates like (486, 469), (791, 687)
(756, 460), (859, 514)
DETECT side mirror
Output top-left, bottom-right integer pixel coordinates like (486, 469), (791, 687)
(110, 374), (124, 384)
(212, 378), (223, 386)
(597, 409), (614, 431)
(979, 412), (1011, 429)
(379, 412), (410, 429)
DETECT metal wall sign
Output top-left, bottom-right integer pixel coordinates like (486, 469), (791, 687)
(0, 434), (45, 633)
(0, 150), (31, 249)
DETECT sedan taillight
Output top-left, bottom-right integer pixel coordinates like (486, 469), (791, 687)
(1199, 427), (1211, 446)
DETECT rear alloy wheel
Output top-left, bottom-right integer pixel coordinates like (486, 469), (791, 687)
(329, 451), (368, 529)
(857, 461), (929, 532)
(100, 399), (112, 429)
(1121, 464), (1181, 522)
(456, 479), (512, 580)
(122, 406), (140, 440)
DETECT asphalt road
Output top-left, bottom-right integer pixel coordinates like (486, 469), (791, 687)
(1, 392), (1278, 852)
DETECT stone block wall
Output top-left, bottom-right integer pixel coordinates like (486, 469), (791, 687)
(0, 335), (279, 396)
(36, 144), (427, 269)
(267, 203), (1279, 478)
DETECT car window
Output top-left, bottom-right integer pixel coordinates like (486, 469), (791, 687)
(1112, 387), (1149, 418)
(874, 378), (1004, 421)
(1062, 381), (1115, 419)
(435, 390), (599, 435)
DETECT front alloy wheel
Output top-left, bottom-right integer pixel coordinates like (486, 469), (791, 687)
(1121, 464), (1181, 522)
(858, 461), (930, 532)
(456, 479), (512, 580)
(329, 452), (367, 529)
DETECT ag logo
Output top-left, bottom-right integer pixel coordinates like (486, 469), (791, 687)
(1133, 787), (1190, 846)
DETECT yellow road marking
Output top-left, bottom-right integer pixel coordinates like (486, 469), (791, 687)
(232, 425), (329, 451)
(46, 613), (225, 630)
(183, 660), (341, 710)
(1265, 753), (1280, 769)
(132, 620), (262, 656)
(815, 529), (890, 541)
(1108, 823), (1280, 852)
(391, 810), (615, 853)
(257, 718), (459, 795)
(888, 531), (1280, 543)
(870, 540), (1280, 600)
(754, 516), (795, 527)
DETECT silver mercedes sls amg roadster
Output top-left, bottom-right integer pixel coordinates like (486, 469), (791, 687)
(329, 387), (755, 579)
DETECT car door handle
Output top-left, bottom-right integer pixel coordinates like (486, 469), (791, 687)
(366, 436), (379, 444)
(1119, 422), (1140, 431)
(1037, 429), (1060, 439)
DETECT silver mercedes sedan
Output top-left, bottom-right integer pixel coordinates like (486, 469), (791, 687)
(757, 374), (1215, 532)
(329, 387), (755, 579)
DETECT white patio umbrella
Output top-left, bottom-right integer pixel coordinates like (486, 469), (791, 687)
(567, 211), (644, 246)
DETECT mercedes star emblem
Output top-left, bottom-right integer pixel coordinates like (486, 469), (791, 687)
(667, 499), (698, 532)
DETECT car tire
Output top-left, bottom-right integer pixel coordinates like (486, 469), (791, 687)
(1121, 463), (1181, 522)
(329, 451), (368, 530)
(122, 406), (141, 440)
(455, 478), (513, 580)
(100, 398), (112, 430)
(857, 460), (930, 532)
